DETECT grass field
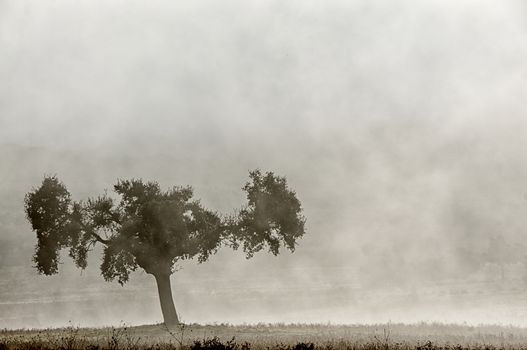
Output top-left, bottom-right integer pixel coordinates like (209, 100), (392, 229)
(3, 323), (527, 350)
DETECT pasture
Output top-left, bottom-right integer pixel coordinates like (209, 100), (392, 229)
(2, 323), (527, 350)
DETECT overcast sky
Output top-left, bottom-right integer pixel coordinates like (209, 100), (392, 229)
(3, 0), (527, 249)
(2, 0), (526, 151)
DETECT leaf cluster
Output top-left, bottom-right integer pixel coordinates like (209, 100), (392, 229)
(236, 170), (306, 257)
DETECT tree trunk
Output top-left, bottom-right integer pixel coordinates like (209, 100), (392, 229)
(154, 273), (180, 326)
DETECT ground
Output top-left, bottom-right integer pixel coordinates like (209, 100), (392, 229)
(2, 323), (527, 349)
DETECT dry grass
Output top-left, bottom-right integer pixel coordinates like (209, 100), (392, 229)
(2, 323), (527, 350)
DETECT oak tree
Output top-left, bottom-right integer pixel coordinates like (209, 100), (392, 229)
(24, 170), (305, 325)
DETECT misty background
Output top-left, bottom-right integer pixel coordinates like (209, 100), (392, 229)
(2, 0), (527, 328)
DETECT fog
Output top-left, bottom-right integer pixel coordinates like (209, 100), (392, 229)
(2, 0), (527, 329)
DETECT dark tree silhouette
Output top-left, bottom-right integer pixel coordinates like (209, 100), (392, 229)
(24, 170), (305, 326)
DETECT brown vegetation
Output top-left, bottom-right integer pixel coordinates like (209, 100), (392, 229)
(2, 323), (527, 350)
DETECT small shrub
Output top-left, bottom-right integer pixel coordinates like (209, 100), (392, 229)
(191, 337), (237, 350)
(294, 343), (314, 350)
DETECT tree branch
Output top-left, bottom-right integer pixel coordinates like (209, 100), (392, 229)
(90, 231), (111, 245)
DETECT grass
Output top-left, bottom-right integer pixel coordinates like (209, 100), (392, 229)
(2, 323), (527, 350)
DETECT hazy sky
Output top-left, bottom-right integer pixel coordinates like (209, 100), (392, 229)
(2, 0), (527, 327)
(2, 0), (526, 151)
(3, 0), (527, 254)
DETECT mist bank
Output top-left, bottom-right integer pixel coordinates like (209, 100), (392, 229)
(2, 0), (527, 328)
(2, 141), (526, 281)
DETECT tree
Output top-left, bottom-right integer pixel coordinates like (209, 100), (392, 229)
(24, 170), (305, 326)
